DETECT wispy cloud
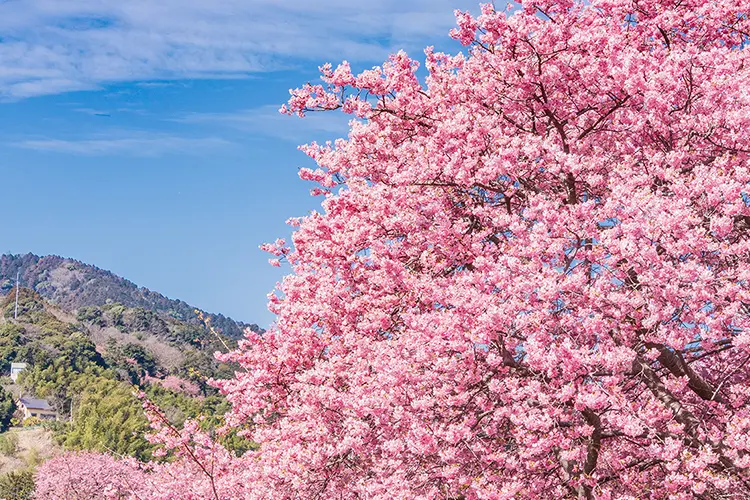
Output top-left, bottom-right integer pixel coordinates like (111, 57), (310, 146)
(0, 0), (479, 98)
(177, 105), (352, 142)
(72, 107), (146, 116)
(15, 133), (230, 156)
(135, 82), (178, 88)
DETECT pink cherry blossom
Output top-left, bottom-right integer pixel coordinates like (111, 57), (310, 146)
(145, 375), (202, 396)
(39, 1), (750, 498)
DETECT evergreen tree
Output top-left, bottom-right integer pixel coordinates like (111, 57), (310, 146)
(0, 386), (16, 433)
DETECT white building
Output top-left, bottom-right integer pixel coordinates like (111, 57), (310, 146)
(9, 362), (26, 383)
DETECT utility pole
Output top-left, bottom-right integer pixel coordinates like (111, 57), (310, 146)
(14, 270), (19, 320)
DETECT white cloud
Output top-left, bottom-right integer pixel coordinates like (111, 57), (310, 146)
(72, 107), (145, 116)
(15, 133), (230, 156)
(0, 0), (479, 98)
(135, 82), (177, 88)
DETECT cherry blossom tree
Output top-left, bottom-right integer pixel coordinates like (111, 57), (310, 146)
(145, 374), (202, 396)
(39, 0), (750, 498)
(35, 451), (149, 499)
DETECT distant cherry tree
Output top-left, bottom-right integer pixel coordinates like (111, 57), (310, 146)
(35, 452), (148, 499)
(39, 0), (750, 497)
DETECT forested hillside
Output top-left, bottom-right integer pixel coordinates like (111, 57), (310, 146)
(0, 282), (256, 497)
(0, 253), (262, 339)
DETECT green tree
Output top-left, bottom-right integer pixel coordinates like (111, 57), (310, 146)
(61, 376), (153, 460)
(0, 324), (25, 372)
(0, 386), (16, 433)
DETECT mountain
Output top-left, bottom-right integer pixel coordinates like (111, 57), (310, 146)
(0, 253), (262, 339)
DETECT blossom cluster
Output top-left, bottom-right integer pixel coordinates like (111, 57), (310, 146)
(39, 0), (750, 497)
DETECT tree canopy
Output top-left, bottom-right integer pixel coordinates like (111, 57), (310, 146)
(37, 0), (750, 498)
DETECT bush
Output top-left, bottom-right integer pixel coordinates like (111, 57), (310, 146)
(0, 469), (35, 500)
(22, 416), (41, 427)
(0, 432), (19, 455)
(24, 447), (42, 467)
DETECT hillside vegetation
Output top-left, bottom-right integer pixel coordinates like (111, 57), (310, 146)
(0, 281), (256, 494)
(0, 253), (262, 339)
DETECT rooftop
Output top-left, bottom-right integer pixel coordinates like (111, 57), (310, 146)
(18, 397), (53, 411)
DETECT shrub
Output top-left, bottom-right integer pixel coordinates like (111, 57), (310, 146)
(0, 432), (19, 455)
(22, 417), (41, 427)
(0, 469), (35, 500)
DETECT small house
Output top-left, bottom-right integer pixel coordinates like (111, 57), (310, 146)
(17, 397), (56, 420)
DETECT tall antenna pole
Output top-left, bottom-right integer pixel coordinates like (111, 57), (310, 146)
(14, 270), (19, 320)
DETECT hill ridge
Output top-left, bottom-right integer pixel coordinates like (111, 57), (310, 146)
(0, 253), (260, 339)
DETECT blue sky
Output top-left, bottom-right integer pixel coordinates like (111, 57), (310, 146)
(0, 0), (480, 328)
